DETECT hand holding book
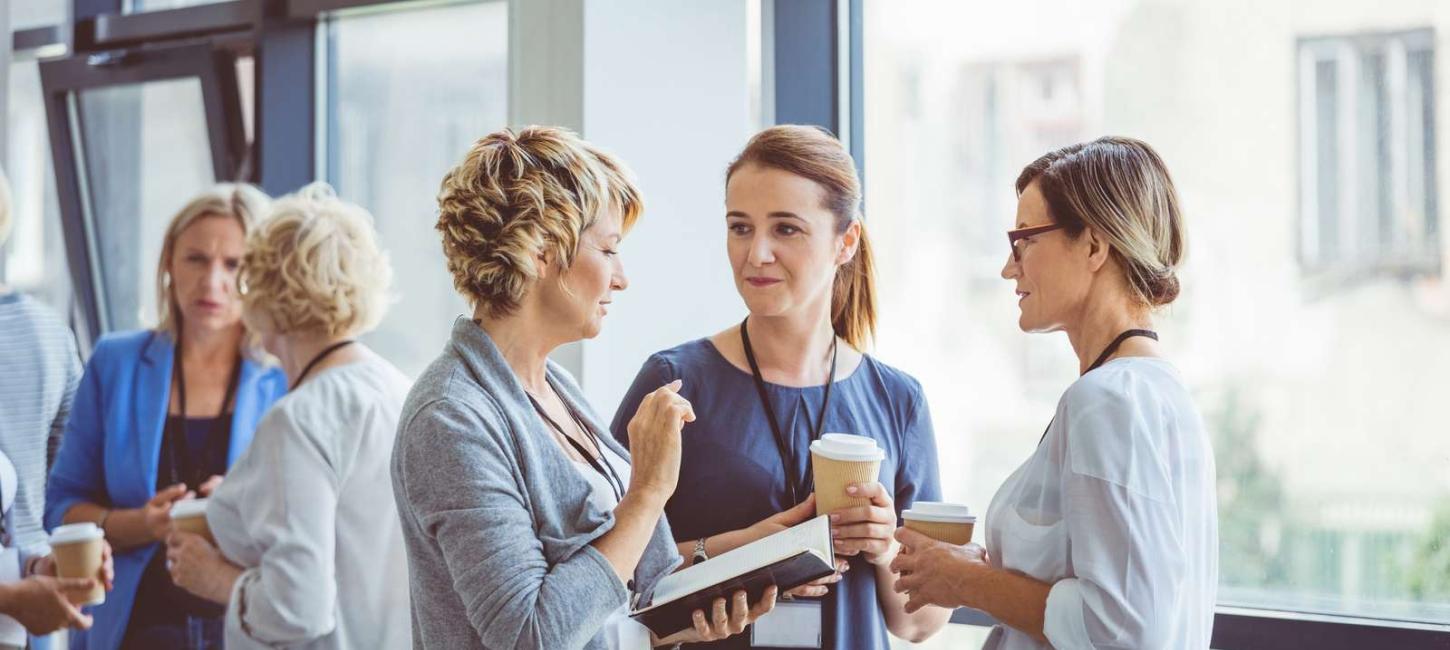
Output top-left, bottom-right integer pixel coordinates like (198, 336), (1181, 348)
(649, 586), (780, 647)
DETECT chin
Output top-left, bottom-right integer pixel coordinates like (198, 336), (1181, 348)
(739, 293), (790, 318)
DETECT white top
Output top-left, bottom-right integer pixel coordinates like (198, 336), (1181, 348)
(982, 358), (1218, 650)
(207, 354), (413, 650)
(572, 440), (652, 650)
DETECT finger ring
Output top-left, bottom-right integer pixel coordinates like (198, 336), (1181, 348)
(780, 593), (794, 601)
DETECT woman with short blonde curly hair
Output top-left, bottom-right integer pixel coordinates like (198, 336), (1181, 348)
(165, 182), (413, 650)
(394, 126), (777, 649)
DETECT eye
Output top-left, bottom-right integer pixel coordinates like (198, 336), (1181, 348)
(602, 247), (619, 257)
(728, 223), (751, 236)
(224, 259), (241, 271)
(774, 224), (801, 236)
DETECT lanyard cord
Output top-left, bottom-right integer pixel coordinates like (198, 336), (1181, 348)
(740, 316), (839, 507)
(291, 340), (357, 390)
(165, 331), (241, 490)
(528, 380), (627, 503)
(1038, 329), (1159, 445)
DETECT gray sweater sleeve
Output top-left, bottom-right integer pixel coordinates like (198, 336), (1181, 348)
(397, 396), (630, 649)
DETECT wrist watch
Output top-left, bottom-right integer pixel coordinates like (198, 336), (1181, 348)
(692, 536), (709, 566)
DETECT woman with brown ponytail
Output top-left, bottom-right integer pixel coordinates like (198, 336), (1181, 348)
(610, 125), (951, 648)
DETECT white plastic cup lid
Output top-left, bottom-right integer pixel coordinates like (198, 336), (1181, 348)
(49, 522), (103, 545)
(902, 502), (975, 523)
(810, 433), (884, 462)
(170, 499), (209, 519)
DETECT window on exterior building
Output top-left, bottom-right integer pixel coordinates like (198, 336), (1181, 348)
(1298, 30), (1439, 281)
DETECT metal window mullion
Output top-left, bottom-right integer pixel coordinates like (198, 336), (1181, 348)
(1335, 44), (1360, 266)
(1298, 47), (1321, 268)
(1386, 38), (1412, 259)
(65, 92), (111, 334)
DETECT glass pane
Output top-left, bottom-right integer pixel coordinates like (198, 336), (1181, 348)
(328, 1), (508, 378)
(5, 61), (71, 312)
(10, 0), (67, 30)
(865, 0), (1450, 626)
(77, 78), (215, 331)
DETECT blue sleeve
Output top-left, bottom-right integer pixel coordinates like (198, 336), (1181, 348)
(893, 384), (942, 519)
(608, 354), (679, 450)
(46, 348), (110, 531)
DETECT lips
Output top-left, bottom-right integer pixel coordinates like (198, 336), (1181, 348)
(1015, 290), (1030, 303)
(195, 299), (224, 311)
(746, 277), (782, 287)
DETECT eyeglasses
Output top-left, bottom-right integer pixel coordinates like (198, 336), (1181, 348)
(1006, 223), (1066, 262)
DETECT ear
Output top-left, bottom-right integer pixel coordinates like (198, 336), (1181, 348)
(837, 220), (862, 266)
(1084, 227), (1112, 272)
(533, 246), (556, 281)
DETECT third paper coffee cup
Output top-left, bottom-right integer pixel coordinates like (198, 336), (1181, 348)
(49, 523), (106, 606)
(810, 433), (885, 516)
(902, 502), (976, 545)
(171, 498), (214, 545)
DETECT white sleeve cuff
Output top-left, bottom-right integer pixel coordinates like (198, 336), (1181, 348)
(1043, 577), (1093, 650)
(225, 566), (265, 647)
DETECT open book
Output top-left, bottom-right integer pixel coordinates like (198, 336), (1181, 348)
(630, 515), (836, 638)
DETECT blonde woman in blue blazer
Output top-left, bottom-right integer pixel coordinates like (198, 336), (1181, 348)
(44, 185), (287, 650)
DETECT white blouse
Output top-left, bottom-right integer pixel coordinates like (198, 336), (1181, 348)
(207, 354), (413, 650)
(982, 357), (1218, 650)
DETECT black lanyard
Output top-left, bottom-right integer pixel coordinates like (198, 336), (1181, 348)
(1038, 328), (1158, 445)
(528, 379), (627, 503)
(740, 317), (838, 507)
(164, 336), (241, 490)
(291, 340), (357, 390)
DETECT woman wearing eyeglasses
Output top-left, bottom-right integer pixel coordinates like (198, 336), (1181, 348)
(890, 137), (1218, 649)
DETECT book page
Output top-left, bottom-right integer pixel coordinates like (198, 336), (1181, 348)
(648, 515), (831, 606)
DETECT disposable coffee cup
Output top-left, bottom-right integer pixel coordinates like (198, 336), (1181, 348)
(902, 502), (976, 545)
(49, 523), (105, 606)
(170, 499), (213, 545)
(810, 433), (885, 516)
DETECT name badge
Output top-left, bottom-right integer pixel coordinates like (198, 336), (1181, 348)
(750, 600), (822, 648)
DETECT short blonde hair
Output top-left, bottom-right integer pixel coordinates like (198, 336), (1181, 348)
(0, 167), (12, 248)
(1016, 136), (1185, 307)
(240, 182), (392, 339)
(156, 183), (271, 336)
(436, 126), (643, 317)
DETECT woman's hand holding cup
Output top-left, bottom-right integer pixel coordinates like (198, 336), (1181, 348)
(143, 483), (192, 542)
(625, 380), (695, 501)
(828, 481), (899, 566)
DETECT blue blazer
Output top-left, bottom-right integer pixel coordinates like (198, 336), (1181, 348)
(44, 329), (286, 650)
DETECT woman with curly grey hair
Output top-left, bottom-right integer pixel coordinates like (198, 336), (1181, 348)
(164, 182), (411, 650)
(392, 126), (779, 649)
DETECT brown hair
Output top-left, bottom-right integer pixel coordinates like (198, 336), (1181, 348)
(1015, 136), (1185, 307)
(436, 126), (643, 318)
(726, 125), (876, 350)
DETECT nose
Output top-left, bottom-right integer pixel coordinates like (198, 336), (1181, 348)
(612, 256), (629, 292)
(1001, 251), (1019, 280)
(208, 260), (234, 293)
(747, 232), (775, 267)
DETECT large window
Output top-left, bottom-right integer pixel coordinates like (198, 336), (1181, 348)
(325, 0), (507, 378)
(864, 0), (1450, 640)
(5, 59), (70, 312)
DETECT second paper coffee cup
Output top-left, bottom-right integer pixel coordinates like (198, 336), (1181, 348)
(902, 502), (976, 545)
(49, 523), (106, 606)
(810, 433), (884, 515)
(171, 498), (214, 544)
